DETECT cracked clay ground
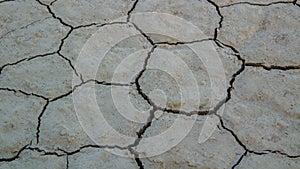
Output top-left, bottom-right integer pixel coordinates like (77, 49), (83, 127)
(0, 0), (300, 169)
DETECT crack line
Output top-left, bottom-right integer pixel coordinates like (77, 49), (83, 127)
(57, 52), (79, 77)
(0, 87), (49, 100)
(0, 17), (51, 40)
(262, 150), (300, 158)
(218, 114), (300, 158)
(0, 58), (27, 75)
(0, 144), (29, 162)
(293, 0), (297, 4)
(220, 1), (296, 8)
(158, 98), (227, 116)
(154, 38), (214, 45)
(134, 157), (144, 169)
(127, 0), (139, 22)
(66, 155), (69, 169)
(133, 45), (157, 106)
(0, 52), (54, 75)
(35, 101), (49, 144)
(245, 62), (300, 71)
(232, 151), (247, 169)
(0, 52), (56, 75)
(35, 0), (73, 28)
(206, 0), (224, 40)
(57, 144), (128, 156)
(213, 39), (300, 160)
(0, 0), (14, 4)
(50, 79), (132, 102)
(131, 22), (155, 45)
(213, 40), (245, 103)
(50, 0), (58, 6)
(27, 146), (65, 157)
(218, 114), (268, 155)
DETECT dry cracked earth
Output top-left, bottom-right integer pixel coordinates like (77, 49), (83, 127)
(0, 0), (300, 169)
